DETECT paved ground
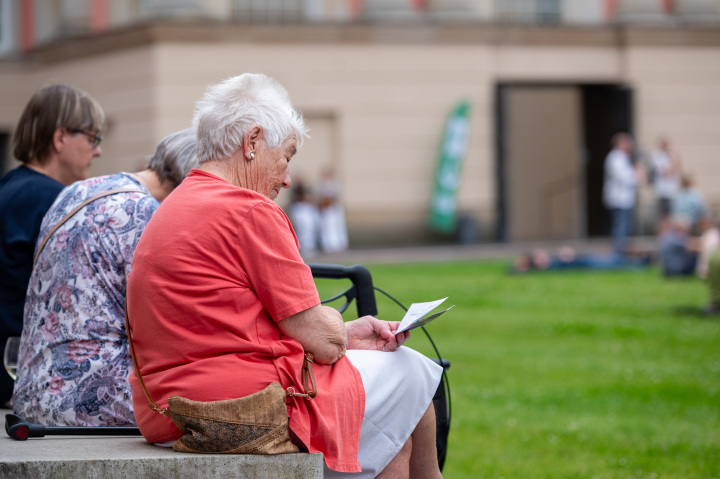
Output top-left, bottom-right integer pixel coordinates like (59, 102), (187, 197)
(304, 236), (657, 266)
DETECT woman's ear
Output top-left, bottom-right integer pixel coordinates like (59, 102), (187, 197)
(243, 125), (262, 161)
(52, 128), (66, 153)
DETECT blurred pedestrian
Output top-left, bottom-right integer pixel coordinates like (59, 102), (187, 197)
(672, 173), (708, 235)
(318, 166), (348, 253)
(695, 213), (720, 316)
(290, 179), (321, 258)
(705, 249), (720, 316)
(603, 133), (642, 256)
(696, 216), (720, 280)
(650, 135), (681, 233)
(0, 84), (104, 407)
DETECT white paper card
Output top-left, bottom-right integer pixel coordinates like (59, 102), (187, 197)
(395, 297), (452, 334)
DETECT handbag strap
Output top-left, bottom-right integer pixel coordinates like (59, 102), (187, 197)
(299, 352), (318, 399)
(124, 304), (169, 415)
(33, 187), (146, 267)
(124, 303), (318, 418)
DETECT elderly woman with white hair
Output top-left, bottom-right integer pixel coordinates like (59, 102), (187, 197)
(126, 74), (443, 478)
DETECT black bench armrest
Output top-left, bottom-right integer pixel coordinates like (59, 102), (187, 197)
(307, 263), (378, 317)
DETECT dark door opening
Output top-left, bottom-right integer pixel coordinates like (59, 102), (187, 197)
(581, 85), (633, 237)
(495, 83), (633, 242)
(0, 133), (9, 176)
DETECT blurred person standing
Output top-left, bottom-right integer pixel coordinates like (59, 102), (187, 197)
(672, 173), (708, 235)
(703, 224), (720, 316)
(11, 129), (197, 426)
(0, 84), (104, 407)
(694, 214), (720, 315)
(318, 166), (349, 253)
(696, 216), (720, 280)
(603, 133), (642, 256)
(650, 136), (681, 233)
(290, 178), (321, 258)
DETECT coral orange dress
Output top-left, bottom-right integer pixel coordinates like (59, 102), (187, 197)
(127, 169), (363, 473)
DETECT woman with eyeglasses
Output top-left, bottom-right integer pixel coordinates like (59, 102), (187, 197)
(0, 84), (104, 407)
(11, 129), (197, 427)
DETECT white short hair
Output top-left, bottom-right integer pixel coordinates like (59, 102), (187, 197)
(193, 73), (309, 163)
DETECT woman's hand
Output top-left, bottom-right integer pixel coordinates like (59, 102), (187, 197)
(278, 305), (347, 365)
(345, 316), (409, 352)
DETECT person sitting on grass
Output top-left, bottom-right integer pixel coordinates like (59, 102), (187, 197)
(511, 247), (651, 274)
(658, 216), (698, 277)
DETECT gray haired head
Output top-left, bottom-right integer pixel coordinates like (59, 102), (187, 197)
(147, 128), (198, 189)
(192, 73), (309, 164)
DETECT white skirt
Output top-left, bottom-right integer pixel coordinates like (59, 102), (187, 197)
(324, 346), (444, 478)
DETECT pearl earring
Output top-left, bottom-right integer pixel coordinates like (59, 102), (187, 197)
(250, 153), (255, 160)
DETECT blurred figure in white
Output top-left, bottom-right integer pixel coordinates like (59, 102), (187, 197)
(290, 179), (321, 259)
(603, 133), (643, 256)
(696, 215), (720, 280)
(317, 166), (348, 253)
(650, 136), (681, 234)
(700, 215), (720, 316)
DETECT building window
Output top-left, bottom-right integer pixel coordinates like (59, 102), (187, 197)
(0, 0), (14, 56)
(232, 0), (304, 23)
(58, 0), (91, 35)
(495, 0), (560, 25)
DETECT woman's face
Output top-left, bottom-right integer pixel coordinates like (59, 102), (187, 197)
(57, 129), (102, 184)
(252, 133), (297, 200)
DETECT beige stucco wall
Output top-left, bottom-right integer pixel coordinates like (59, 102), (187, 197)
(149, 43), (497, 242)
(149, 41), (639, 242)
(628, 45), (720, 212)
(0, 46), (157, 175)
(0, 64), (37, 152)
(1, 26), (719, 244)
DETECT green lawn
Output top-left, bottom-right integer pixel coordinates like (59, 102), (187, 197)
(315, 260), (720, 479)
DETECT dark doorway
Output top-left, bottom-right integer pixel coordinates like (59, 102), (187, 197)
(0, 132), (9, 176)
(581, 85), (633, 237)
(495, 83), (633, 242)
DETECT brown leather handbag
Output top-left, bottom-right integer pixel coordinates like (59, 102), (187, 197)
(125, 308), (317, 454)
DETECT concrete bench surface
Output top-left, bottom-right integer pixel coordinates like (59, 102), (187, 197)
(1, 408), (323, 478)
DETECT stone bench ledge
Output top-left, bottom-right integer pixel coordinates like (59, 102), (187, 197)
(1, 409), (323, 479)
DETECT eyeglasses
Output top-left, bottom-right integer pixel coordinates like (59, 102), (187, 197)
(70, 130), (103, 148)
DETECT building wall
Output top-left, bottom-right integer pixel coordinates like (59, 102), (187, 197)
(0, 46), (157, 175)
(1, 24), (719, 244)
(150, 36), (720, 242)
(144, 42), (488, 242)
(629, 45), (720, 213)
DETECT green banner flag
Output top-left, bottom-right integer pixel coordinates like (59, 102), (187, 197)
(429, 100), (471, 233)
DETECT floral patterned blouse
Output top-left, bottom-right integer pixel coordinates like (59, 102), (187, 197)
(11, 173), (158, 426)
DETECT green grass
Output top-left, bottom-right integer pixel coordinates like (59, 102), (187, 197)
(315, 260), (720, 479)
